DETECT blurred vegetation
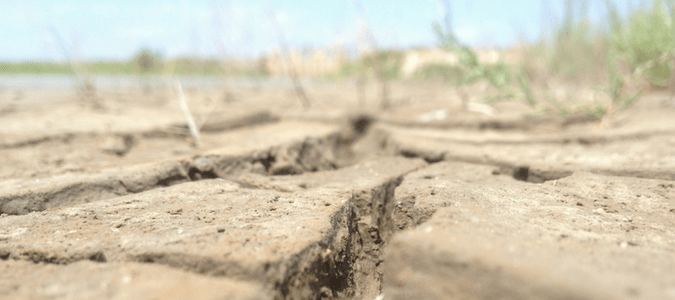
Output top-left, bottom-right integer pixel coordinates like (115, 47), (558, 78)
(424, 0), (675, 119)
(0, 49), (267, 77)
(2, 0), (674, 115)
(615, 0), (675, 87)
(536, 0), (675, 116)
(332, 50), (405, 81)
(432, 7), (512, 91)
(133, 48), (163, 74)
(412, 64), (465, 84)
(0, 62), (72, 74)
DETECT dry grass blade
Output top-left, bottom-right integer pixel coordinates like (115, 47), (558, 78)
(353, 0), (391, 110)
(174, 80), (203, 147)
(50, 27), (103, 110)
(268, 9), (312, 110)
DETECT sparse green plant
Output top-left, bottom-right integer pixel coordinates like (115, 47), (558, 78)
(516, 70), (537, 108)
(413, 64), (465, 83)
(432, 0), (513, 109)
(598, 0), (675, 120)
(512, 0), (675, 121)
(547, 0), (608, 83)
(616, 0), (675, 87)
(362, 50), (404, 80)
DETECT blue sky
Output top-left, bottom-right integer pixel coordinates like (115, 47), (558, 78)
(1, 0), (643, 62)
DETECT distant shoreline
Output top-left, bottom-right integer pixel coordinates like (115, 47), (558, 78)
(0, 60), (266, 76)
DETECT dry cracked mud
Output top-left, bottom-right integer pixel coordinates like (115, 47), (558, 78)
(1, 83), (675, 299)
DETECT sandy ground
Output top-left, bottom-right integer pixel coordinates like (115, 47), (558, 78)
(1, 79), (674, 299)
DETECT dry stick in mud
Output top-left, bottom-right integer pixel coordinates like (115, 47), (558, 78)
(50, 27), (103, 110)
(268, 11), (311, 110)
(174, 80), (203, 147)
(354, 0), (391, 111)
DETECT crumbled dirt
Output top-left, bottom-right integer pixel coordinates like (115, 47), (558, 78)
(1, 81), (674, 299)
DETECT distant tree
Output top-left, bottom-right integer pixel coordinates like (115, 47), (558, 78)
(132, 48), (163, 73)
(132, 48), (163, 95)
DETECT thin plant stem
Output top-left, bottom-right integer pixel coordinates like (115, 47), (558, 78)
(353, 0), (390, 110)
(174, 80), (203, 147)
(268, 10), (311, 110)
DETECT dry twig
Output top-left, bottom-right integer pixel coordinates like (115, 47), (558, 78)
(50, 27), (103, 110)
(174, 80), (203, 147)
(353, 0), (390, 110)
(268, 9), (311, 110)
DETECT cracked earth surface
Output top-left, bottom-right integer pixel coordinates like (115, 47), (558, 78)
(1, 82), (674, 299)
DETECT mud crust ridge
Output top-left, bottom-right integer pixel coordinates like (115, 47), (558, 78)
(388, 136), (675, 183)
(7, 250), (107, 265)
(122, 175), (403, 300)
(392, 145), (573, 183)
(0, 133), (347, 215)
(0, 133), (77, 149)
(0, 110), (280, 150)
(0, 172), (406, 300)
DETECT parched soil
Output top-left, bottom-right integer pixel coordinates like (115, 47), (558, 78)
(1, 81), (674, 299)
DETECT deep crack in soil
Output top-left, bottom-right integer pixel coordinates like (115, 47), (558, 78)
(1, 113), (423, 299)
(1, 107), (675, 300)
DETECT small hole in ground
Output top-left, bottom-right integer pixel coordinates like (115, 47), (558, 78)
(188, 167), (218, 181)
(398, 150), (443, 164)
(508, 166), (573, 183)
(258, 155), (276, 172)
(270, 166), (302, 176)
(89, 252), (107, 263)
(351, 115), (374, 135)
(512, 166), (530, 182)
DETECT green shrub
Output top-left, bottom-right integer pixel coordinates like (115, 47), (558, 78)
(331, 50), (405, 81)
(546, 1), (610, 83)
(618, 0), (675, 87)
(413, 64), (465, 83)
(364, 50), (404, 80)
(431, 7), (512, 90)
